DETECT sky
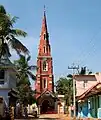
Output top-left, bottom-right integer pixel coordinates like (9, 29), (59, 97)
(1, 0), (101, 85)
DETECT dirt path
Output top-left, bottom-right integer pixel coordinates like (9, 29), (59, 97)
(15, 114), (70, 120)
(39, 114), (60, 119)
(39, 114), (70, 120)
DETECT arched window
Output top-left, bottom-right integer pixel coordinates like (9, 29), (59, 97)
(43, 61), (48, 71)
(44, 34), (46, 40)
(43, 46), (46, 53)
(44, 78), (46, 88)
(0, 70), (4, 79)
(43, 78), (47, 89)
(0, 70), (5, 84)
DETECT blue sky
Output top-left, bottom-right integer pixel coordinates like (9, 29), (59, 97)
(1, 0), (101, 84)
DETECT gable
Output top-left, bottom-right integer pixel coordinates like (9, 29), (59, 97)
(37, 90), (56, 100)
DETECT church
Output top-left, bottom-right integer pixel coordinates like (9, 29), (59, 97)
(34, 8), (57, 114)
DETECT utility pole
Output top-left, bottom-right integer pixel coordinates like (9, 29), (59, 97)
(68, 63), (79, 118)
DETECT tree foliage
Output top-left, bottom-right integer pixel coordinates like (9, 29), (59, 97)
(56, 77), (73, 106)
(0, 5), (29, 58)
(17, 84), (36, 105)
(14, 55), (37, 105)
(14, 55), (36, 84)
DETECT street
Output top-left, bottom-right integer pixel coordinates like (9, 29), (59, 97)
(39, 114), (64, 119)
(32, 114), (60, 120)
(32, 118), (58, 120)
(15, 118), (59, 120)
(15, 114), (65, 120)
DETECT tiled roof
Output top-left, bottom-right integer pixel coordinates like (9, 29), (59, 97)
(77, 82), (101, 100)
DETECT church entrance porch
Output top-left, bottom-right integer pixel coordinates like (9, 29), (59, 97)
(37, 91), (58, 114)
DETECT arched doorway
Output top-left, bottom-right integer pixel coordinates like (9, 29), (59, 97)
(41, 99), (54, 114)
(41, 100), (49, 113)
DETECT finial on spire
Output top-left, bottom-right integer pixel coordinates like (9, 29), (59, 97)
(44, 5), (46, 16)
(44, 5), (45, 12)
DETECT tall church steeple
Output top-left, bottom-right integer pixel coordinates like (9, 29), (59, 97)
(35, 7), (54, 96)
(38, 6), (51, 56)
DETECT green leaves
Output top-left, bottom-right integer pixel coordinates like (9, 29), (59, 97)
(14, 55), (36, 81)
(10, 16), (19, 24)
(0, 4), (35, 105)
(10, 29), (27, 37)
(0, 5), (6, 14)
(10, 37), (29, 55)
(0, 42), (11, 57)
(0, 4), (29, 58)
(27, 71), (36, 80)
(0, 13), (12, 35)
(56, 77), (73, 106)
(14, 55), (36, 105)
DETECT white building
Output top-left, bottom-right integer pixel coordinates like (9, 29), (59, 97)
(0, 57), (17, 105)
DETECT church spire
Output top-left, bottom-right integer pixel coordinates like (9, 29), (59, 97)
(35, 7), (54, 99)
(38, 6), (51, 56)
(40, 5), (48, 36)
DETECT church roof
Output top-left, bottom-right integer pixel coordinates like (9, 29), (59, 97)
(0, 57), (17, 73)
(37, 90), (56, 99)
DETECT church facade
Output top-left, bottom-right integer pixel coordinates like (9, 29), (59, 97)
(35, 9), (57, 114)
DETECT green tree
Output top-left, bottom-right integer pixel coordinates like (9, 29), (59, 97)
(14, 55), (36, 105)
(0, 5), (29, 58)
(56, 77), (73, 106)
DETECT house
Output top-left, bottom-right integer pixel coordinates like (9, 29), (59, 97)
(75, 74), (98, 97)
(0, 56), (17, 106)
(75, 73), (101, 118)
(77, 82), (101, 118)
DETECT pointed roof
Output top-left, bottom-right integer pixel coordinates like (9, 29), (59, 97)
(37, 90), (54, 99)
(38, 6), (51, 56)
(40, 6), (48, 35)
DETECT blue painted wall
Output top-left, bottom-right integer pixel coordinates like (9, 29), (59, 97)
(77, 95), (101, 118)
(77, 101), (88, 118)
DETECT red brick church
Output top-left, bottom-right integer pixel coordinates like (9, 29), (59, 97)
(35, 8), (57, 114)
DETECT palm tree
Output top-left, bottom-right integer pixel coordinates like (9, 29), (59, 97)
(14, 55), (37, 117)
(14, 55), (36, 86)
(0, 5), (29, 58)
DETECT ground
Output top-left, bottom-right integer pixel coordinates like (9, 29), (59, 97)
(38, 114), (69, 120)
(15, 114), (70, 120)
